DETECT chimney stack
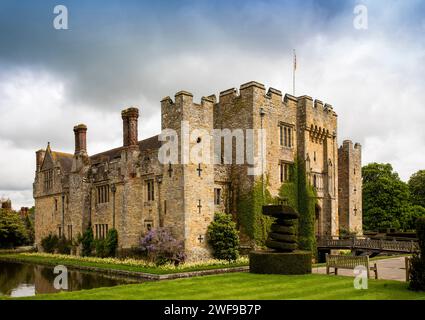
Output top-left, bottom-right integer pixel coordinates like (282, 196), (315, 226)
(121, 107), (139, 147)
(73, 124), (87, 155)
(36, 149), (46, 172)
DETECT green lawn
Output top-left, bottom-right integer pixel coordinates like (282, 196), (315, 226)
(17, 273), (425, 300)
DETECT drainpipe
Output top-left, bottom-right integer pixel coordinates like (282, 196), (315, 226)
(111, 184), (116, 229)
(260, 107), (266, 203)
(61, 194), (65, 238)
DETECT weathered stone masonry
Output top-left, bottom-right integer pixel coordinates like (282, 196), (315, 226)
(34, 81), (362, 260)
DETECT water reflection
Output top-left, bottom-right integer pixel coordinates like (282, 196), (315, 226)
(0, 261), (141, 297)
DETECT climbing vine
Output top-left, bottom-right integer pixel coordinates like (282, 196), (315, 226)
(278, 157), (317, 253)
(237, 157), (317, 252)
(237, 177), (273, 247)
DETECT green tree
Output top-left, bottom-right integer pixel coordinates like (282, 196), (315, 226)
(409, 170), (425, 208)
(0, 209), (28, 248)
(400, 205), (425, 231)
(362, 163), (411, 231)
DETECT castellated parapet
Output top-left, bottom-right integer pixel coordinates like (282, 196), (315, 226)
(34, 81), (362, 260)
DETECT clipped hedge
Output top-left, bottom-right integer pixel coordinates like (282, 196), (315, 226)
(249, 250), (312, 274)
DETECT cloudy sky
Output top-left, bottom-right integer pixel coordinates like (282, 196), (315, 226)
(0, 0), (424, 209)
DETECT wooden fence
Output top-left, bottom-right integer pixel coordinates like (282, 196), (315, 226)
(317, 237), (418, 253)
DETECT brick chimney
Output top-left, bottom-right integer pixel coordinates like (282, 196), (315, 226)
(73, 124), (87, 155)
(121, 107), (139, 147)
(36, 149), (46, 172)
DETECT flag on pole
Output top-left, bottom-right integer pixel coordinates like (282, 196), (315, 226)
(293, 49), (296, 96)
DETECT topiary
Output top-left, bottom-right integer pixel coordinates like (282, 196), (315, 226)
(104, 228), (118, 257)
(207, 212), (240, 262)
(409, 217), (425, 291)
(81, 226), (94, 257)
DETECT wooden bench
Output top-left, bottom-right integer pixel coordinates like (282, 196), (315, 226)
(326, 254), (378, 279)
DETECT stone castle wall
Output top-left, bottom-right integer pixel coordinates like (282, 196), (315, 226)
(34, 81), (362, 259)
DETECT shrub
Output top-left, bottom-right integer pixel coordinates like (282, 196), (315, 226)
(140, 228), (186, 266)
(409, 217), (425, 291)
(105, 228), (118, 257)
(81, 226), (94, 256)
(94, 239), (106, 258)
(207, 212), (240, 262)
(40, 234), (59, 253)
(56, 237), (71, 254)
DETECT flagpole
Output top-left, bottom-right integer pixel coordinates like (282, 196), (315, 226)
(293, 49), (296, 96)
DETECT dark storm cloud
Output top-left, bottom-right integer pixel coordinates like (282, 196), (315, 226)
(0, 0), (425, 208)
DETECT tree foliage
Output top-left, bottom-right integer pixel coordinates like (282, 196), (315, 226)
(0, 209), (28, 248)
(409, 170), (425, 208)
(362, 163), (420, 231)
(207, 212), (240, 262)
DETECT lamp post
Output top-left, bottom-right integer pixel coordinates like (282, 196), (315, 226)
(111, 184), (116, 228)
(259, 107), (266, 203)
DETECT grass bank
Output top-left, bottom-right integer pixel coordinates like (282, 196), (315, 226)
(0, 253), (249, 276)
(16, 272), (425, 300)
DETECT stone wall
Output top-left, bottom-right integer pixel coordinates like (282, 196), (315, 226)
(338, 140), (363, 235)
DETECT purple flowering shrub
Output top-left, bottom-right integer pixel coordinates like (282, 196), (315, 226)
(140, 228), (186, 266)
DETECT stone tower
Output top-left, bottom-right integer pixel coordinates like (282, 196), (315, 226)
(161, 91), (215, 260)
(297, 97), (339, 237)
(338, 140), (362, 235)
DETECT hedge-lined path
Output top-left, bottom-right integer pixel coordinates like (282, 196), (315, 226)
(313, 256), (408, 282)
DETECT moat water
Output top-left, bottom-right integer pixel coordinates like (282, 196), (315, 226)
(0, 261), (142, 297)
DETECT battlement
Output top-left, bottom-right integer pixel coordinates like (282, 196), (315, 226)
(160, 91), (215, 108)
(163, 82), (338, 118)
(298, 95), (337, 117)
(339, 140), (362, 152)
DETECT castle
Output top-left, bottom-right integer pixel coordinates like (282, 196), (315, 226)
(33, 81), (362, 259)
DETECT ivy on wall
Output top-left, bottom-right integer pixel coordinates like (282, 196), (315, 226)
(237, 177), (273, 247)
(237, 157), (317, 252)
(296, 158), (317, 253)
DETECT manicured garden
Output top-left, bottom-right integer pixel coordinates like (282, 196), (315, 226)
(13, 272), (425, 300)
(0, 253), (249, 275)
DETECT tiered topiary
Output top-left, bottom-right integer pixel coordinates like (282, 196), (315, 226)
(264, 205), (299, 252)
(249, 204), (312, 275)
